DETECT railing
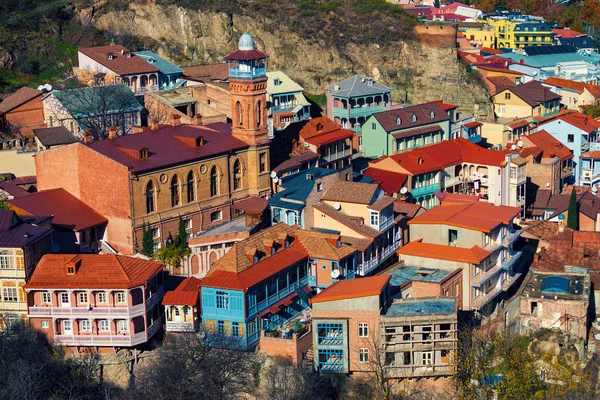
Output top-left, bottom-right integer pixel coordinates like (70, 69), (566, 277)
(581, 172), (600, 184)
(319, 362), (345, 372)
(502, 250), (523, 272)
(321, 148), (352, 163)
(247, 275), (310, 318)
(134, 85), (159, 95)
(166, 321), (196, 333)
(358, 241), (400, 275)
(471, 264), (504, 288)
(379, 217), (394, 232)
(333, 104), (385, 116)
(467, 134), (482, 143)
(146, 286), (165, 309)
(411, 183), (441, 198)
(147, 317), (162, 338)
(538, 109), (560, 119)
(271, 104), (296, 113)
(471, 286), (503, 310)
(384, 364), (454, 378)
(444, 175), (463, 187)
(229, 67), (266, 80)
(55, 331), (147, 346)
(28, 303), (145, 318)
(502, 230), (521, 247)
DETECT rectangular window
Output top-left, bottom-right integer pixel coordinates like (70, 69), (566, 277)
(317, 323), (343, 345)
(99, 320), (110, 332)
(371, 122), (376, 130)
(210, 210), (223, 222)
(318, 349), (344, 371)
(42, 292), (51, 304)
(358, 322), (369, 338)
(78, 292), (88, 304)
(216, 291), (229, 309)
(151, 228), (160, 239)
(81, 320), (91, 332)
(217, 320), (225, 335)
(568, 134), (574, 143)
(61, 292), (70, 304)
(41, 320), (49, 329)
(370, 212), (379, 227)
(115, 292), (126, 304)
(15, 250), (24, 270)
(3, 288), (17, 302)
(422, 351), (433, 365)
(97, 292), (107, 304)
(232, 322), (240, 336)
(117, 320), (128, 332)
(359, 348), (369, 363)
(0, 250), (15, 269)
(259, 153), (267, 173)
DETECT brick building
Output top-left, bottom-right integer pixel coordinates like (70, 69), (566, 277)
(0, 87), (46, 138)
(26, 254), (165, 353)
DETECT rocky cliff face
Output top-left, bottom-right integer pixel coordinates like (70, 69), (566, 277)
(87, 3), (492, 119)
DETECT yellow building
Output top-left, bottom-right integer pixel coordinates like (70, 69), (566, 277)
(464, 28), (496, 48)
(491, 81), (561, 120)
(489, 20), (554, 49)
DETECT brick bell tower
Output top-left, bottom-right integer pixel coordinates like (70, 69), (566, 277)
(225, 32), (270, 195)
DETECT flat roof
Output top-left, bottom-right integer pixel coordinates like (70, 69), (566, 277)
(148, 88), (196, 107)
(387, 266), (454, 288)
(385, 298), (456, 316)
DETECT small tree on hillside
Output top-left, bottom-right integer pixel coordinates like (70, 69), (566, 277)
(567, 188), (578, 230)
(141, 222), (154, 257)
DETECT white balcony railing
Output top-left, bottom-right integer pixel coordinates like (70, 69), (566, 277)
(321, 149), (352, 163)
(28, 303), (145, 318)
(55, 331), (147, 346)
(357, 241), (400, 275)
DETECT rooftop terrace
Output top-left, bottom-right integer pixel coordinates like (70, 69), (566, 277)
(384, 297), (456, 316)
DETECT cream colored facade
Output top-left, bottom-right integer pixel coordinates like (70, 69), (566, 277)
(492, 89), (560, 119)
(0, 248), (28, 325)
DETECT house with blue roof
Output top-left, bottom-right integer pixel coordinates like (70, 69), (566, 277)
(269, 168), (340, 228)
(43, 84), (143, 140)
(135, 50), (185, 90)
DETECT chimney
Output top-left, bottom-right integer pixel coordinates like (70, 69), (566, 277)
(193, 114), (203, 126)
(170, 114), (182, 127)
(131, 125), (145, 134)
(82, 130), (94, 144)
(108, 126), (118, 140)
(150, 119), (160, 131)
(520, 59), (524, 64)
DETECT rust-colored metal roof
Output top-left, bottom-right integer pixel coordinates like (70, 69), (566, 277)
(232, 196), (268, 214)
(0, 87), (42, 114)
(224, 49), (269, 61)
(310, 275), (390, 304)
(79, 45), (159, 76)
(26, 254), (164, 289)
(162, 276), (200, 306)
(363, 168), (409, 196)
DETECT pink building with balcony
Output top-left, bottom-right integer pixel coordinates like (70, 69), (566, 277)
(26, 254), (165, 354)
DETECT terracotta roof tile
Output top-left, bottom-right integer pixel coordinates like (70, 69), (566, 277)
(26, 254), (164, 289)
(79, 45), (159, 76)
(523, 129), (573, 161)
(551, 112), (600, 134)
(162, 276), (200, 306)
(363, 168), (409, 196)
(314, 202), (381, 239)
(310, 275), (390, 303)
(393, 201), (424, 218)
(434, 192), (480, 204)
(9, 188), (107, 232)
(373, 101), (450, 133)
(321, 180), (380, 205)
(0, 87), (43, 114)
(508, 119), (530, 129)
(368, 196), (396, 212)
(398, 239), (491, 264)
(464, 121), (483, 129)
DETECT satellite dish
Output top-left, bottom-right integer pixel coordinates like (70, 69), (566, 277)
(331, 270), (341, 279)
(400, 187), (408, 195)
(272, 176), (279, 184)
(511, 144), (517, 151)
(333, 202), (341, 210)
(546, 182), (550, 188)
(37, 85), (44, 91)
(593, 186), (598, 194)
(270, 171), (277, 178)
(43, 84), (52, 92)
(518, 140), (524, 148)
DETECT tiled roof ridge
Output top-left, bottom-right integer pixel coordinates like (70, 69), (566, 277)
(114, 254), (133, 282)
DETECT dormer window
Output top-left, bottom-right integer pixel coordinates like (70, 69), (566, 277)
(430, 110), (435, 119)
(140, 148), (149, 159)
(396, 117), (402, 126)
(67, 265), (75, 275)
(411, 114), (417, 122)
(271, 246), (276, 255)
(106, 52), (114, 61)
(316, 123), (323, 132)
(418, 157), (424, 165)
(124, 51), (131, 59)
(337, 238), (342, 248)
(253, 255), (259, 264)
(195, 137), (204, 147)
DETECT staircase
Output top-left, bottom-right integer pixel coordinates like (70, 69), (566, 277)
(302, 345), (314, 370)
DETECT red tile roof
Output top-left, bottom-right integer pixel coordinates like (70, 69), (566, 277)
(508, 119), (530, 129)
(523, 129), (573, 161)
(435, 191), (480, 204)
(550, 112), (600, 134)
(0, 87), (43, 114)
(232, 196), (268, 214)
(581, 151), (600, 159)
(398, 239), (491, 264)
(85, 122), (249, 173)
(552, 28), (587, 39)
(8, 188), (107, 232)
(224, 49), (269, 61)
(162, 276), (200, 306)
(310, 275), (390, 304)
(409, 202), (521, 232)
(464, 121), (483, 129)
(26, 254), (164, 289)
(362, 168), (409, 196)
(78, 45), (159, 76)
(299, 117), (354, 147)
(544, 77), (600, 98)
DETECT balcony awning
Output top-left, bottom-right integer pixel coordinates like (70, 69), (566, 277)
(256, 292), (298, 318)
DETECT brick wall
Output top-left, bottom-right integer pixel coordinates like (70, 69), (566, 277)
(258, 328), (313, 367)
(191, 85), (232, 119)
(519, 296), (588, 340)
(4, 96), (45, 134)
(526, 160), (561, 195)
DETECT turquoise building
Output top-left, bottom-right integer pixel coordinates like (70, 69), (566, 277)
(361, 101), (453, 158)
(325, 75), (391, 136)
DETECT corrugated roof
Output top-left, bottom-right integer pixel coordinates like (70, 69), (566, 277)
(8, 188), (107, 232)
(324, 75), (391, 98)
(79, 45), (159, 75)
(398, 239), (491, 264)
(232, 196), (268, 214)
(162, 276), (200, 306)
(373, 101), (450, 133)
(134, 50), (184, 75)
(0, 210), (52, 248)
(310, 275), (390, 303)
(26, 254), (164, 289)
(362, 168), (409, 196)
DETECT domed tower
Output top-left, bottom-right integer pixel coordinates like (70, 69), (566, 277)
(225, 32), (269, 146)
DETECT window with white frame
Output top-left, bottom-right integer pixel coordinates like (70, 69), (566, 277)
(41, 320), (49, 329)
(151, 228), (160, 239)
(81, 320), (91, 332)
(78, 292), (88, 304)
(115, 292), (126, 304)
(99, 320), (110, 332)
(185, 219), (192, 230)
(42, 292), (51, 304)
(359, 348), (369, 363)
(3, 288), (17, 302)
(0, 250), (15, 269)
(369, 212), (379, 227)
(117, 320), (128, 332)
(358, 322), (369, 338)
(60, 292), (70, 304)
(97, 292), (107, 304)
(422, 351), (433, 365)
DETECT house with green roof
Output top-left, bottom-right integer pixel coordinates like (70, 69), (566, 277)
(135, 50), (185, 90)
(43, 84), (143, 140)
(267, 71), (311, 129)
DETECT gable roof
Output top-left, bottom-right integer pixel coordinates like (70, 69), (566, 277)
(320, 180), (380, 205)
(267, 71), (304, 94)
(0, 87), (43, 114)
(26, 254), (164, 289)
(33, 126), (78, 147)
(134, 50), (184, 75)
(324, 75), (391, 98)
(545, 112), (600, 134)
(398, 239), (491, 264)
(313, 202), (381, 239)
(541, 189), (600, 220)
(362, 168), (409, 196)
(299, 117), (354, 147)
(8, 188), (108, 232)
(310, 275), (390, 304)
(497, 81), (561, 107)
(521, 129), (573, 161)
(84, 122), (249, 173)
(408, 202), (521, 232)
(373, 101), (450, 133)
(79, 45), (159, 75)
(393, 201), (424, 219)
(544, 77), (600, 98)
(162, 276), (201, 306)
(0, 210), (52, 248)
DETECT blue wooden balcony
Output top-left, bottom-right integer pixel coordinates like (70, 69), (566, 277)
(411, 182), (441, 198)
(247, 275), (310, 318)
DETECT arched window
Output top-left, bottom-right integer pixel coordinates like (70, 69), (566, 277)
(145, 181), (155, 213)
(187, 171), (195, 203)
(257, 100), (262, 127)
(233, 160), (242, 190)
(171, 175), (180, 207)
(210, 166), (219, 197)
(236, 101), (243, 126)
